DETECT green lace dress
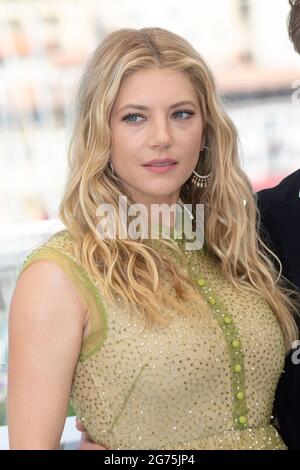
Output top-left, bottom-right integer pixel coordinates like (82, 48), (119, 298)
(18, 229), (287, 450)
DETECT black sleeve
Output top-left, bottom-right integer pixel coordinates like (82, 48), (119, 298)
(257, 190), (300, 450)
(273, 346), (300, 449)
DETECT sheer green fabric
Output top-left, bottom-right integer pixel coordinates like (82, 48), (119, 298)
(17, 229), (286, 449)
(18, 231), (107, 361)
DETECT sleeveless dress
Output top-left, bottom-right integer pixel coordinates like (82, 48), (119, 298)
(18, 229), (287, 450)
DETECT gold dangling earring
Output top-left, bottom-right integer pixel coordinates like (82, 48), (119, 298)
(191, 146), (211, 188)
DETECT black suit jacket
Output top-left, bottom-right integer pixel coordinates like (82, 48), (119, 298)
(257, 169), (300, 449)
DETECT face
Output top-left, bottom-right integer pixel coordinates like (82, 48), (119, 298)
(109, 67), (204, 208)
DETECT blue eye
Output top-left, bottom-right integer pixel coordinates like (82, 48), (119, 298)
(121, 113), (144, 123)
(121, 110), (195, 124)
(172, 110), (194, 119)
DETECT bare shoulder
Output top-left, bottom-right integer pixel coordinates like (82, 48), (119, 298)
(10, 259), (87, 329)
(8, 259), (86, 449)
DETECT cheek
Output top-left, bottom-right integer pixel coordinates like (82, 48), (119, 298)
(180, 120), (203, 147)
(111, 132), (141, 168)
(181, 132), (202, 157)
(111, 127), (129, 154)
(114, 126), (144, 150)
(190, 123), (204, 145)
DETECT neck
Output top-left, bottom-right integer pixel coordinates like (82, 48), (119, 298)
(127, 191), (181, 232)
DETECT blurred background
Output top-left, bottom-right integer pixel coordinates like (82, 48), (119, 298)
(0, 0), (299, 438)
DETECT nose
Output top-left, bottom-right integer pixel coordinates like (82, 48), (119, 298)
(149, 115), (174, 149)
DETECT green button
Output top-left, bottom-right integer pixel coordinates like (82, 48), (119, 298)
(197, 278), (206, 287)
(234, 364), (242, 373)
(237, 391), (244, 400)
(209, 297), (216, 306)
(238, 416), (247, 425)
(224, 316), (232, 324)
(232, 339), (240, 349)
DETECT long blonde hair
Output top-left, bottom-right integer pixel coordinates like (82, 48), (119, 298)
(59, 27), (299, 350)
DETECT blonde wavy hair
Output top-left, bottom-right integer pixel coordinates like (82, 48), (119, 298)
(59, 27), (299, 350)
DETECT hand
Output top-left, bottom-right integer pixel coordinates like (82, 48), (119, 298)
(76, 418), (110, 450)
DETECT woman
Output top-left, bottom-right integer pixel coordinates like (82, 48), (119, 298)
(7, 27), (299, 450)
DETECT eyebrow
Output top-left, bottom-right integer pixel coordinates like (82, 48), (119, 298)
(117, 100), (198, 113)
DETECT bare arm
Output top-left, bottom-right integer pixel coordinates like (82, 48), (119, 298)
(7, 260), (88, 449)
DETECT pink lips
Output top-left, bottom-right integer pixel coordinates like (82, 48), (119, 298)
(143, 157), (177, 166)
(142, 157), (178, 174)
(143, 163), (178, 174)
